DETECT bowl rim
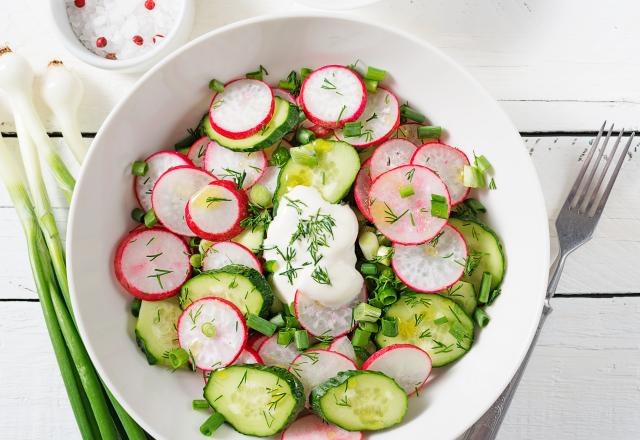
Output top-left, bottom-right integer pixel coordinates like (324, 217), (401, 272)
(48, 0), (194, 71)
(68, 11), (549, 439)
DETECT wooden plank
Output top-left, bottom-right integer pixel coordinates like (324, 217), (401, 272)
(0, 298), (638, 439)
(2, 0), (640, 132)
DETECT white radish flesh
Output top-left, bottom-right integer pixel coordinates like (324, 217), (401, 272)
(203, 141), (266, 190)
(258, 334), (300, 368)
(249, 334), (268, 352)
(411, 142), (471, 205)
(370, 138), (417, 180)
(135, 151), (191, 212)
(151, 166), (215, 236)
(187, 136), (209, 168)
(328, 336), (357, 365)
(294, 287), (365, 338)
(177, 297), (247, 370)
(282, 414), (361, 440)
(256, 166), (280, 196)
(202, 241), (262, 273)
(232, 348), (263, 365)
(362, 344), (432, 395)
(114, 227), (191, 300)
(353, 158), (373, 222)
(392, 224), (467, 292)
(289, 349), (357, 403)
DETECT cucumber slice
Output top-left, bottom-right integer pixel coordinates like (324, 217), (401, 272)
(179, 265), (273, 317)
(274, 139), (360, 203)
(375, 293), (474, 367)
(232, 226), (265, 253)
(449, 217), (505, 292)
(134, 298), (181, 366)
(204, 364), (305, 437)
(310, 370), (407, 431)
(201, 97), (300, 152)
(439, 280), (477, 316)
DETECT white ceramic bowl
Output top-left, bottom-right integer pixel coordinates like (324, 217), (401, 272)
(294, 0), (383, 10)
(68, 13), (549, 440)
(48, 0), (195, 72)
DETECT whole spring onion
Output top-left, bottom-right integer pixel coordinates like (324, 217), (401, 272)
(40, 60), (87, 164)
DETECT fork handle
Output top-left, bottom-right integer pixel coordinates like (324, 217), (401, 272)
(462, 254), (566, 440)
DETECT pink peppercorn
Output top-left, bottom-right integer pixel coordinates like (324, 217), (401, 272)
(96, 37), (107, 48)
(132, 35), (144, 46)
(145, 0), (156, 10)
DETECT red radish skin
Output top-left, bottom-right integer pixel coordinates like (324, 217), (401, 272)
(114, 227), (191, 300)
(272, 87), (297, 105)
(177, 297), (247, 370)
(362, 344), (432, 395)
(281, 414), (362, 440)
(209, 78), (275, 139)
(300, 119), (334, 139)
(394, 123), (426, 145)
(232, 347), (263, 365)
(187, 136), (210, 169)
(134, 151), (192, 212)
(202, 241), (262, 273)
(185, 181), (248, 241)
(369, 164), (450, 245)
(392, 224), (468, 292)
(299, 65), (367, 129)
(248, 334), (268, 352)
(411, 142), (471, 205)
(370, 138), (417, 180)
(203, 141), (267, 190)
(353, 158), (373, 222)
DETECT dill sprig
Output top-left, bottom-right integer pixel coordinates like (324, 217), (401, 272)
(219, 168), (247, 190)
(383, 202), (409, 224)
(240, 203), (273, 232)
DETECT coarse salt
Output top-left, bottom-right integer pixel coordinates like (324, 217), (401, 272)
(65, 0), (181, 60)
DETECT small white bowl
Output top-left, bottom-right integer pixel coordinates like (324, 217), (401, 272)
(48, 0), (195, 73)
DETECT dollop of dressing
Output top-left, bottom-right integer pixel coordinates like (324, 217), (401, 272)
(263, 186), (363, 307)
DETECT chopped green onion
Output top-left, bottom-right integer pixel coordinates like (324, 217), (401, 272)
(488, 177), (497, 190)
(354, 302), (381, 323)
(463, 165), (486, 188)
(353, 346), (371, 364)
(381, 317), (398, 337)
(474, 154), (492, 173)
(342, 121), (362, 137)
(248, 184), (272, 208)
(434, 316), (448, 325)
(264, 260), (278, 273)
(474, 308), (490, 328)
(269, 313), (286, 328)
(360, 262), (378, 276)
(400, 104), (426, 123)
(278, 71), (298, 91)
(368, 297), (384, 309)
(188, 237), (200, 248)
(431, 194), (447, 203)
(399, 184), (415, 198)
(201, 322), (216, 337)
(166, 348), (190, 370)
(430, 195), (449, 219)
(417, 126), (442, 139)
(300, 67), (312, 81)
(199, 239), (213, 255)
(190, 254), (202, 268)
(364, 66), (386, 81)
(378, 287), (397, 305)
(130, 298), (142, 318)
(478, 272), (492, 304)
(131, 207), (145, 223)
(376, 245), (393, 266)
(358, 321), (379, 333)
(294, 329), (309, 350)
(269, 146), (291, 167)
(246, 313), (277, 336)
(363, 79), (378, 93)
(208, 79), (225, 93)
(277, 328), (295, 346)
(358, 231), (379, 261)
(287, 302), (296, 316)
(488, 287), (502, 305)
(285, 315), (301, 329)
(295, 128), (316, 146)
(466, 198), (486, 213)
(352, 328), (372, 347)
(192, 399), (210, 410)
(245, 65), (268, 80)
(143, 208), (158, 228)
(200, 412), (225, 436)
(290, 146), (318, 166)
(131, 160), (148, 177)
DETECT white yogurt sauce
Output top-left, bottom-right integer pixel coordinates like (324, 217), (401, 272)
(263, 186), (363, 307)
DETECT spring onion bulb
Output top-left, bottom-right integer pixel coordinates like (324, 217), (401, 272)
(0, 47), (75, 201)
(41, 60), (87, 164)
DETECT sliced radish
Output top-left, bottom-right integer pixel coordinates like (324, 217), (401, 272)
(187, 136), (209, 168)
(294, 287), (365, 338)
(300, 119), (334, 139)
(289, 349), (357, 403)
(258, 334), (300, 368)
(256, 166), (280, 195)
(328, 336), (357, 365)
(394, 123), (425, 145)
(299, 65), (366, 129)
(177, 297), (247, 370)
(134, 151), (191, 212)
(392, 224), (467, 292)
(334, 87), (400, 148)
(353, 158), (373, 222)
(281, 414), (361, 440)
(411, 142), (471, 205)
(362, 344), (432, 395)
(209, 78), (274, 139)
(369, 164), (449, 245)
(203, 141), (266, 190)
(272, 87), (297, 105)
(202, 241), (262, 273)
(114, 227), (191, 300)
(185, 181), (248, 241)
(232, 347), (263, 365)
(370, 138), (417, 180)
(152, 166), (216, 236)
(248, 334), (268, 352)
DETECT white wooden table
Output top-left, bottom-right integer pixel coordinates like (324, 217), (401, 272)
(1, 1), (639, 439)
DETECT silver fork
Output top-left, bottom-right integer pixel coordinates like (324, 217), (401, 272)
(463, 122), (635, 440)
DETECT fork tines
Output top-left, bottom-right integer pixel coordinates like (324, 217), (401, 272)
(565, 122), (634, 217)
